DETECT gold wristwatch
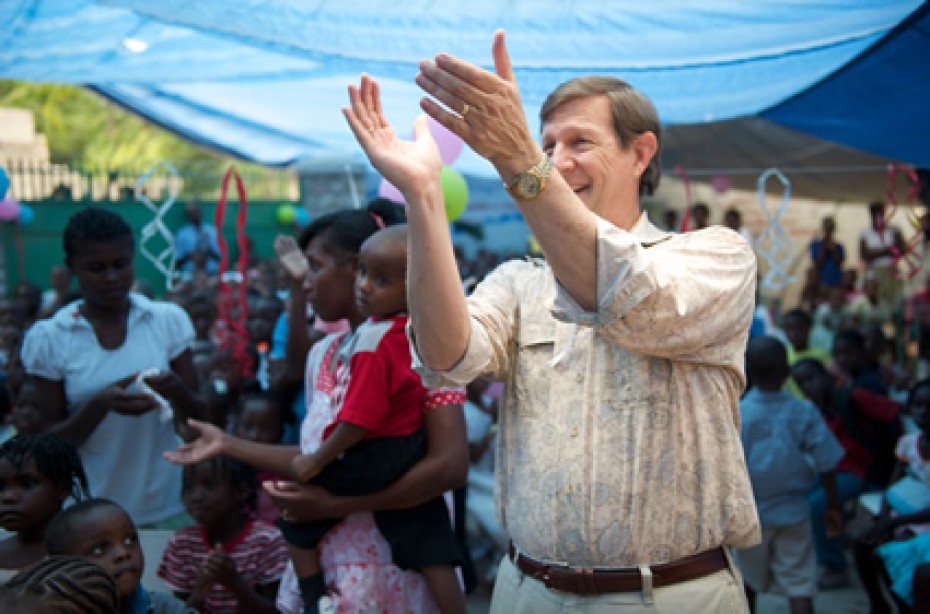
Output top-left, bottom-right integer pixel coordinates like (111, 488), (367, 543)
(504, 157), (554, 201)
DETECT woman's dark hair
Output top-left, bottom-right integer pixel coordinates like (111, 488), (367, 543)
(297, 198), (405, 255)
(0, 433), (90, 502)
(182, 457), (259, 514)
(63, 207), (134, 262)
(0, 555), (119, 613)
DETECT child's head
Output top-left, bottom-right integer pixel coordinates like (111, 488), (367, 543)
(246, 294), (283, 345)
(181, 457), (258, 526)
(62, 208), (135, 310)
(906, 378), (930, 434)
(781, 308), (812, 352)
(832, 328), (867, 377)
(0, 555), (120, 614)
(745, 336), (789, 392)
(45, 498), (143, 602)
(0, 433), (89, 536)
(184, 291), (217, 342)
(10, 377), (49, 434)
(297, 199), (405, 323)
(356, 224), (409, 319)
(234, 387), (286, 445)
(790, 358), (835, 409)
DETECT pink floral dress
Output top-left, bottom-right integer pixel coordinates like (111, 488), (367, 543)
(277, 332), (461, 614)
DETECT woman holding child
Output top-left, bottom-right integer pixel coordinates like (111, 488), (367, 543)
(166, 200), (469, 613)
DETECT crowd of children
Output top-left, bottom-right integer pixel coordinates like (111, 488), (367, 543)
(7, 195), (930, 612)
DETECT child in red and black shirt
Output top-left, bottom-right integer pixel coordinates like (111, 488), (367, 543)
(282, 224), (465, 614)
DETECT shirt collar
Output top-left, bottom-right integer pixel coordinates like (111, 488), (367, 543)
(54, 292), (156, 330)
(628, 211), (673, 247)
(125, 584), (153, 614)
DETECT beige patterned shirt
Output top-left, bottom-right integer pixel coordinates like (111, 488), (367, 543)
(413, 213), (761, 567)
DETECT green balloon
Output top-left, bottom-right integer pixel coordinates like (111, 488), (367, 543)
(277, 204), (296, 224)
(440, 166), (468, 222)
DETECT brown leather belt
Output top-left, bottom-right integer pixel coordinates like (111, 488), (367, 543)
(507, 543), (728, 595)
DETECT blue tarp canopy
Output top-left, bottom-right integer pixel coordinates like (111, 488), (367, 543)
(1, 1), (928, 199)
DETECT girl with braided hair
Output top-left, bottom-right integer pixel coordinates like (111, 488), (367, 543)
(0, 432), (89, 580)
(0, 555), (120, 614)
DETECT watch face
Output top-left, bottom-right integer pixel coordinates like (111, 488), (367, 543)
(518, 174), (541, 197)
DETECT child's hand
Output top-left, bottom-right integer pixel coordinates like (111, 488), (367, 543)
(203, 544), (238, 589)
(291, 453), (323, 483)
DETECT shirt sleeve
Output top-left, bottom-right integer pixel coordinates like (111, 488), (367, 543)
(423, 387), (466, 411)
(552, 220), (756, 366)
(410, 259), (534, 389)
(20, 320), (63, 380)
(157, 302), (196, 360)
(251, 525), (290, 585)
(157, 532), (196, 593)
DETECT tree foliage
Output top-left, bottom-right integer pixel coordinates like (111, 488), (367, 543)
(0, 80), (224, 172)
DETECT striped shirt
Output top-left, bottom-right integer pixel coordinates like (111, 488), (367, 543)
(157, 518), (288, 613)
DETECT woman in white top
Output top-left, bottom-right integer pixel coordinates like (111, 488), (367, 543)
(22, 207), (204, 527)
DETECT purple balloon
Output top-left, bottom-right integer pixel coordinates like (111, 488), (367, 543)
(0, 197), (20, 222)
(428, 116), (463, 164)
(378, 177), (406, 204)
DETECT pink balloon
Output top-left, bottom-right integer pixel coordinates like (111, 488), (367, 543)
(0, 197), (20, 221)
(378, 177), (405, 204)
(428, 116), (463, 164)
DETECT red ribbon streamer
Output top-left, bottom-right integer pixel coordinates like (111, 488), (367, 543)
(675, 165), (693, 232)
(214, 167), (253, 379)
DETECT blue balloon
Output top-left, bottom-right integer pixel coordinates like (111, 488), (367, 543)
(0, 166), (8, 201)
(18, 203), (35, 226)
(294, 207), (310, 227)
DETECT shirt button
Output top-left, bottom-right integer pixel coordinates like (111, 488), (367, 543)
(575, 373), (584, 383)
(564, 484), (573, 494)
(567, 544), (577, 554)
(570, 427), (579, 438)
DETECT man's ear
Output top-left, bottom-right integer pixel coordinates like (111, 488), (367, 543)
(631, 131), (658, 177)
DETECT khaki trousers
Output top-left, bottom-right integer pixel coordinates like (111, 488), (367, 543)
(489, 551), (749, 613)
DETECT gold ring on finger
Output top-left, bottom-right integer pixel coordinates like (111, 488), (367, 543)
(461, 103), (470, 119)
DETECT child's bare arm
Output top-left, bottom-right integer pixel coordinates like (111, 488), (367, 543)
(292, 421), (369, 482)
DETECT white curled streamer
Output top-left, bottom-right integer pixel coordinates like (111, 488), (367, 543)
(754, 168), (796, 292)
(135, 161), (181, 291)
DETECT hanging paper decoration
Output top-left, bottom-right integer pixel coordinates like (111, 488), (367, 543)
(754, 168), (796, 291)
(135, 161), (180, 291)
(878, 163), (922, 280)
(674, 166), (693, 232)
